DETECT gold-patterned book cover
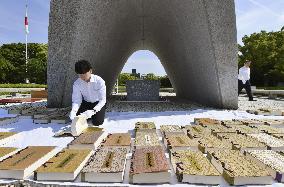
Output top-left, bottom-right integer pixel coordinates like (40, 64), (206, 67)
(207, 150), (272, 185)
(171, 150), (221, 184)
(36, 149), (92, 173)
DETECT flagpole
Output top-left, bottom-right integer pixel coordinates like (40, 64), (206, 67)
(25, 25), (28, 83)
(116, 78), (119, 94)
(25, 2), (29, 84)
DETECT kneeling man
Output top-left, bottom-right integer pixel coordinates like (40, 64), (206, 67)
(69, 60), (106, 126)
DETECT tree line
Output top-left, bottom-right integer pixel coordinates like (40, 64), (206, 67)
(1, 27), (283, 87)
(0, 43), (47, 84)
(118, 73), (172, 88)
(238, 27), (284, 86)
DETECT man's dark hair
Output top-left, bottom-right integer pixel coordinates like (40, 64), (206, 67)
(75, 60), (92, 74)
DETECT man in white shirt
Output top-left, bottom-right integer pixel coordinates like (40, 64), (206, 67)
(238, 60), (255, 101)
(69, 60), (106, 126)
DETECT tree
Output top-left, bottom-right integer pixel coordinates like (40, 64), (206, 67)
(238, 29), (284, 86)
(143, 73), (159, 80)
(0, 43), (48, 83)
(118, 73), (138, 86)
(27, 58), (47, 84)
(0, 54), (15, 83)
(160, 75), (172, 88)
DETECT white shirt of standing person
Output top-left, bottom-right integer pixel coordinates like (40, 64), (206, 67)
(70, 74), (106, 120)
(238, 66), (250, 84)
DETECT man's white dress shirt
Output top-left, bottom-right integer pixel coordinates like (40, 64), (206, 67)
(238, 66), (250, 84)
(71, 74), (106, 114)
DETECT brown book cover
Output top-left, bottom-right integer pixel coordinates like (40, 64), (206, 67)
(130, 146), (169, 175)
(194, 118), (221, 126)
(103, 133), (131, 147)
(135, 122), (156, 131)
(0, 147), (18, 159)
(36, 149), (92, 173)
(0, 146), (56, 170)
(0, 132), (17, 139)
(165, 133), (198, 148)
(70, 131), (104, 145)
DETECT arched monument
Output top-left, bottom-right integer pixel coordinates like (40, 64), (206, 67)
(47, 0), (238, 109)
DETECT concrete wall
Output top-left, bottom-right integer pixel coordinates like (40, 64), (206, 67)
(47, 0), (238, 109)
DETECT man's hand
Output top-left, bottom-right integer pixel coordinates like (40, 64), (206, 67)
(69, 110), (77, 120)
(80, 110), (96, 119)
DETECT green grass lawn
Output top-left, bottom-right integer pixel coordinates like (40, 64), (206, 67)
(0, 91), (31, 96)
(0, 84), (47, 88)
(257, 86), (284, 90)
(113, 86), (174, 93)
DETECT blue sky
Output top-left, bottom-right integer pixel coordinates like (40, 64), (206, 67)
(1, 0), (284, 76)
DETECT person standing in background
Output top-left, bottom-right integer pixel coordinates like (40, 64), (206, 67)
(238, 60), (256, 101)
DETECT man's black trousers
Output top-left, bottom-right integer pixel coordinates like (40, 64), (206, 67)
(76, 100), (106, 126)
(238, 80), (253, 100)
